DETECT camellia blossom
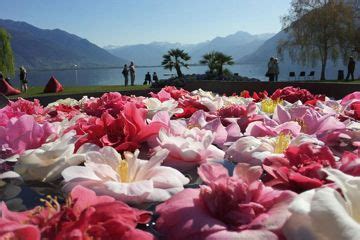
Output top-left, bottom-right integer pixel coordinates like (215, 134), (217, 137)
(14, 131), (92, 182)
(156, 163), (296, 240)
(284, 169), (360, 240)
(82, 92), (145, 117)
(0, 185), (154, 240)
(73, 102), (165, 152)
(188, 110), (242, 148)
(62, 147), (189, 204)
(262, 143), (337, 192)
(0, 115), (56, 159)
(143, 97), (183, 118)
(154, 125), (225, 171)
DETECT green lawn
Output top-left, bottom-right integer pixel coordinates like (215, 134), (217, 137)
(8, 85), (150, 99)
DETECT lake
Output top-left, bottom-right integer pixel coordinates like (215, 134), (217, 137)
(15, 64), (268, 87)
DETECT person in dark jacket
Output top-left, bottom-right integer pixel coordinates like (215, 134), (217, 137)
(129, 61), (136, 86)
(144, 72), (151, 85)
(267, 57), (276, 82)
(19, 66), (28, 92)
(346, 56), (356, 81)
(152, 72), (159, 83)
(122, 64), (129, 87)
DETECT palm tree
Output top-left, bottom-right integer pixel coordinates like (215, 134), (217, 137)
(199, 51), (217, 74)
(0, 28), (15, 77)
(214, 52), (234, 77)
(162, 48), (191, 78)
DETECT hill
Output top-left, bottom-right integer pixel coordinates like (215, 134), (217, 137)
(0, 19), (127, 70)
(105, 31), (274, 66)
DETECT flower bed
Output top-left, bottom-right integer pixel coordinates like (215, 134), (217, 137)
(0, 86), (359, 239)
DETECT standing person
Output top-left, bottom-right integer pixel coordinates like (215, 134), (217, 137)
(19, 66), (28, 92)
(152, 72), (159, 83)
(129, 61), (136, 86)
(144, 72), (151, 85)
(122, 64), (129, 87)
(346, 56), (356, 81)
(267, 57), (276, 82)
(274, 58), (280, 82)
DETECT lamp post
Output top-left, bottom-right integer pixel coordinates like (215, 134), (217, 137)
(74, 64), (78, 85)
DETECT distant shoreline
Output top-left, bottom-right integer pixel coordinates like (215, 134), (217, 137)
(28, 63), (243, 72)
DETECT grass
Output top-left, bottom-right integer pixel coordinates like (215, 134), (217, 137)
(8, 85), (150, 99)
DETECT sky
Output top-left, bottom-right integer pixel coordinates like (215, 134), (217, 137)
(1, 0), (292, 47)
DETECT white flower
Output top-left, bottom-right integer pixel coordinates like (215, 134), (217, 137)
(46, 98), (80, 108)
(14, 131), (91, 182)
(143, 98), (183, 118)
(62, 147), (189, 204)
(225, 136), (278, 166)
(284, 169), (360, 240)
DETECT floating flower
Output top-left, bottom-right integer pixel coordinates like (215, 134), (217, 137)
(284, 169), (360, 240)
(155, 125), (225, 171)
(0, 185), (154, 239)
(262, 143), (336, 192)
(156, 163), (296, 240)
(62, 147), (189, 204)
(143, 98), (183, 118)
(14, 131), (92, 182)
(188, 110), (242, 148)
(73, 102), (165, 152)
(0, 115), (56, 159)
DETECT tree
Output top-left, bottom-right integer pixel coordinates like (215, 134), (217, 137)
(161, 49), (191, 78)
(200, 51), (217, 74)
(213, 52), (234, 78)
(200, 51), (234, 79)
(0, 28), (15, 77)
(278, 0), (356, 80)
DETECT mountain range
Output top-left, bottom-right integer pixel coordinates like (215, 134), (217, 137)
(0, 19), (127, 70)
(105, 32), (274, 66)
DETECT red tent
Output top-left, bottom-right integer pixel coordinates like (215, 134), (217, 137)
(44, 76), (63, 93)
(0, 79), (21, 96)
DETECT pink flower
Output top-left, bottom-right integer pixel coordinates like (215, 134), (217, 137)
(82, 92), (145, 117)
(0, 98), (44, 126)
(217, 102), (264, 132)
(154, 124), (225, 171)
(273, 104), (345, 136)
(245, 118), (301, 137)
(271, 86), (323, 104)
(156, 163), (296, 239)
(74, 102), (165, 152)
(188, 110), (242, 148)
(262, 143), (336, 192)
(0, 186), (154, 240)
(0, 115), (56, 159)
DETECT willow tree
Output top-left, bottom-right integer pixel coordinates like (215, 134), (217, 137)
(162, 49), (191, 78)
(278, 0), (356, 80)
(0, 28), (15, 77)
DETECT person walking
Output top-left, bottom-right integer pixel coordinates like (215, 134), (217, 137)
(144, 72), (151, 85)
(267, 57), (276, 82)
(274, 58), (280, 82)
(346, 56), (356, 81)
(129, 61), (136, 86)
(152, 72), (159, 83)
(122, 64), (129, 87)
(19, 66), (28, 92)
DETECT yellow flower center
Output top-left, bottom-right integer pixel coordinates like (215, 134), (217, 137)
(261, 98), (283, 114)
(117, 160), (129, 182)
(295, 119), (307, 132)
(274, 133), (291, 154)
(187, 124), (201, 129)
